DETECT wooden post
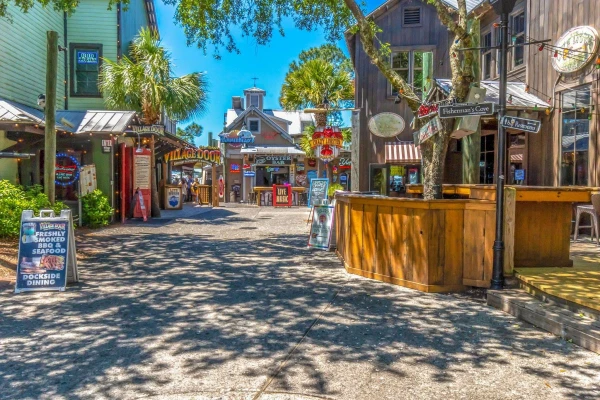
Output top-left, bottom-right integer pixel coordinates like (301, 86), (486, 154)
(44, 31), (58, 204)
(503, 187), (516, 276)
(212, 164), (219, 207)
(150, 135), (161, 217)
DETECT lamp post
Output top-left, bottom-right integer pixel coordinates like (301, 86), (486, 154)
(490, 0), (517, 290)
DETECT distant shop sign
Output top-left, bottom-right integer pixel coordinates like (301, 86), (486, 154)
(244, 171), (256, 177)
(77, 50), (98, 64)
(500, 116), (541, 133)
(339, 158), (351, 170)
(254, 155), (292, 165)
(439, 103), (494, 118)
(164, 147), (221, 166)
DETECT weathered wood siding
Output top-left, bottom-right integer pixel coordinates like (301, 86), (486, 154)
(67, 0), (118, 111)
(0, 3), (65, 108)
(352, 0), (452, 191)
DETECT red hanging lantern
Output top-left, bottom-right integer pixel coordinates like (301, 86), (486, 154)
(311, 125), (343, 163)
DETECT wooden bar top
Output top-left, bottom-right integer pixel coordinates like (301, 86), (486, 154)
(253, 186), (306, 192)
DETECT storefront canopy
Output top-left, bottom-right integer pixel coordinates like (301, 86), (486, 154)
(385, 142), (422, 164)
(240, 146), (305, 155)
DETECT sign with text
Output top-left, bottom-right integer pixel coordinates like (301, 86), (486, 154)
(272, 185), (292, 207)
(165, 147), (221, 166)
(133, 148), (151, 220)
(339, 158), (351, 169)
(165, 186), (182, 210)
(308, 178), (329, 207)
(501, 116), (541, 133)
(417, 116), (442, 145)
(439, 103), (494, 118)
(515, 169), (526, 181)
(77, 50), (98, 64)
(254, 155), (292, 165)
(308, 206), (335, 250)
(244, 171), (256, 177)
(79, 165), (97, 196)
(15, 210), (78, 293)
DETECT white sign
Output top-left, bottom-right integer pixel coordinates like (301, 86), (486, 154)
(552, 26), (600, 73)
(308, 206), (335, 250)
(368, 112), (405, 137)
(417, 116), (442, 145)
(79, 165), (97, 196)
(133, 155), (151, 190)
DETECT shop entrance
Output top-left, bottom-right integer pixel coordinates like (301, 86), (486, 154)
(256, 166), (290, 186)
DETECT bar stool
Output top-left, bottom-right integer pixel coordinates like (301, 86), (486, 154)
(574, 194), (600, 244)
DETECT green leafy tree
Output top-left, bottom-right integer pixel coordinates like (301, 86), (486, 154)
(99, 27), (208, 125)
(288, 44), (353, 77)
(176, 122), (203, 144)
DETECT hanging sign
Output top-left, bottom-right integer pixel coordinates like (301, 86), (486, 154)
(552, 26), (600, 73)
(308, 178), (329, 207)
(439, 103), (494, 118)
(244, 171), (256, 177)
(501, 116), (542, 133)
(15, 209), (78, 293)
(79, 165), (97, 196)
(339, 158), (351, 170)
(308, 206), (335, 250)
(417, 116), (442, 145)
(254, 155), (292, 165)
(164, 147), (221, 166)
(368, 112), (405, 137)
(418, 104), (439, 118)
(133, 148), (151, 220)
(272, 184), (292, 207)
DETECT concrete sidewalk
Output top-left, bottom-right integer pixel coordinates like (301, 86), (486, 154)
(0, 207), (599, 399)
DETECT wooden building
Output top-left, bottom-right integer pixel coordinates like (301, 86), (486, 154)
(346, 0), (600, 191)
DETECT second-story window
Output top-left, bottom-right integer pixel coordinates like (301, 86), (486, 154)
(511, 11), (526, 67)
(70, 44), (102, 97)
(391, 50), (433, 99)
(249, 94), (260, 108)
(248, 118), (260, 133)
(482, 32), (493, 79)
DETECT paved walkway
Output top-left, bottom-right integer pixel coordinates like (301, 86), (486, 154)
(1, 208), (599, 399)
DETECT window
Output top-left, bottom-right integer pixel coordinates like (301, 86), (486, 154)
(248, 118), (260, 133)
(390, 50), (433, 98)
(249, 94), (260, 108)
(403, 7), (421, 26)
(70, 44), (102, 97)
(560, 86), (591, 186)
(300, 121), (312, 133)
(511, 11), (525, 67)
(482, 31), (493, 79)
(480, 134), (495, 184)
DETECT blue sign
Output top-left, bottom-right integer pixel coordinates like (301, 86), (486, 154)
(340, 174), (348, 183)
(307, 170), (317, 181)
(220, 136), (255, 144)
(15, 212), (72, 292)
(515, 169), (525, 181)
(244, 171), (256, 177)
(308, 178), (329, 207)
(77, 50), (98, 64)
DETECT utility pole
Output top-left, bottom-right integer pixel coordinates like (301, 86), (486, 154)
(490, 0), (517, 290)
(44, 31), (58, 205)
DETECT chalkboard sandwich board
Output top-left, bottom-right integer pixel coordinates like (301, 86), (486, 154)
(308, 178), (329, 208)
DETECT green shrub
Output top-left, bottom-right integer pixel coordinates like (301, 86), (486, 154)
(0, 180), (67, 238)
(328, 183), (344, 197)
(81, 189), (113, 228)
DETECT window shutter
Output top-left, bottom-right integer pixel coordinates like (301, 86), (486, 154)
(403, 8), (421, 26)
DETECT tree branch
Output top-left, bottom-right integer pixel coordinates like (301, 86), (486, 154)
(426, 0), (466, 38)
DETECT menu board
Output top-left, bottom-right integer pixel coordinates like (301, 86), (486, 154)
(133, 149), (152, 220)
(308, 206), (335, 249)
(15, 210), (78, 293)
(308, 178), (329, 207)
(80, 164), (97, 196)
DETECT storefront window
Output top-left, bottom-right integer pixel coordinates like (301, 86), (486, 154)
(70, 44), (102, 97)
(480, 134), (495, 184)
(561, 86), (591, 186)
(370, 164), (388, 195)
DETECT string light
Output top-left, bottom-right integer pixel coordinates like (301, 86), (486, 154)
(524, 85), (530, 93)
(554, 50), (558, 57)
(545, 108), (551, 116)
(538, 44), (545, 52)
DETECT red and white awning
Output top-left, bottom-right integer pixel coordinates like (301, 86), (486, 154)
(385, 142), (422, 164)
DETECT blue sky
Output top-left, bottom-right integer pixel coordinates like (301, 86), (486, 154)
(155, 2), (378, 146)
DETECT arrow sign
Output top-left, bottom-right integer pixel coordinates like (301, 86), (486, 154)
(439, 102), (494, 118)
(500, 116), (541, 133)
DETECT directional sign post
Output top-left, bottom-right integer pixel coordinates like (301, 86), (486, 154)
(439, 103), (495, 118)
(500, 116), (541, 133)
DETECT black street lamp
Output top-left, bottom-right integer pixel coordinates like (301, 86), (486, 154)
(490, 0), (518, 290)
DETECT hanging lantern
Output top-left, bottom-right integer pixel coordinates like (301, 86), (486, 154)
(310, 126), (343, 163)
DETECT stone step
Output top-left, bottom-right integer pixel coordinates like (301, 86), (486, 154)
(487, 289), (600, 354)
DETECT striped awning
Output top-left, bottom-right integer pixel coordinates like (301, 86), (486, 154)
(510, 153), (523, 162)
(385, 142), (422, 164)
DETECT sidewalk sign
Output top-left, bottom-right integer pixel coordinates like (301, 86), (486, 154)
(272, 184), (292, 207)
(133, 148), (151, 220)
(15, 209), (79, 293)
(308, 178), (329, 208)
(308, 205), (335, 250)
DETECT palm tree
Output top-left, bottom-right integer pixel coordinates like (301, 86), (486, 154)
(99, 27), (209, 217)
(280, 58), (353, 127)
(99, 27), (208, 125)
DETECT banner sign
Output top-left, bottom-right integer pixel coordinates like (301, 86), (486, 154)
(244, 171), (256, 177)
(218, 175), (224, 199)
(308, 178), (329, 207)
(272, 184), (292, 207)
(15, 209), (78, 293)
(308, 206), (335, 249)
(164, 147), (221, 166)
(255, 155), (292, 165)
(79, 165), (97, 196)
(439, 103), (494, 118)
(418, 116), (442, 145)
(133, 148), (151, 220)
(76, 50), (98, 64)
(501, 116), (542, 133)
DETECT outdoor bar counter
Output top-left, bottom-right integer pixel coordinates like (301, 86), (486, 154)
(253, 186), (306, 206)
(335, 185), (599, 292)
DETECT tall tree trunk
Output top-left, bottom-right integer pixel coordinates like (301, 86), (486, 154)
(150, 135), (161, 217)
(421, 125), (451, 199)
